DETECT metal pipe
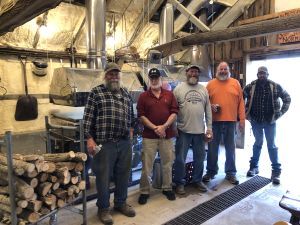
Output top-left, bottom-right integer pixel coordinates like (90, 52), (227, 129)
(168, 0), (210, 32)
(6, 131), (17, 225)
(80, 120), (87, 225)
(159, 3), (174, 65)
(86, 0), (106, 69)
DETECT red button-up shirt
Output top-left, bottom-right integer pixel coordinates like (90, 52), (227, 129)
(137, 88), (178, 139)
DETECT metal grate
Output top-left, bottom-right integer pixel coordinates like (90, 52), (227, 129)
(165, 176), (271, 225)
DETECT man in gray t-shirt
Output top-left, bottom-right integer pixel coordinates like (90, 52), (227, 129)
(173, 65), (213, 195)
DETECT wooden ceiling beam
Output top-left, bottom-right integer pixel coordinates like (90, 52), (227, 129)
(152, 13), (300, 57)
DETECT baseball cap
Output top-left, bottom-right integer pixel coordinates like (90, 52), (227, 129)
(104, 62), (121, 73)
(257, 66), (268, 74)
(148, 68), (161, 78)
(186, 64), (204, 72)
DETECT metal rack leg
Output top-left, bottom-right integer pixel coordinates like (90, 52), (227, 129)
(49, 213), (58, 225)
(80, 120), (87, 225)
(6, 131), (18, 225)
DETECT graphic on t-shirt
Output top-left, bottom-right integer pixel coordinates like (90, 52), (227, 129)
(184, 90), (203, 104)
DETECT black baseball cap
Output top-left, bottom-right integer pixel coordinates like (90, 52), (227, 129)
(148, 68), (161, 78)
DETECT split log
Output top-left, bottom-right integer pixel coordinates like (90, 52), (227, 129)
(26, 200), (42, 212)
(22, 177), (38, 188)
(0, 164), (24, 176)
(70, 170), (80, 184)
(55, 167), (71, 185)
(37, 173), (48, 183)
(71, 176), (79, 185)
(44, 162), (56, 173)
(53, 188), (67, 199)
(67, 185), (80, 196)
(34, 160), (49, 173)
(37, 182), (52, 196)
(0, 203), (22, 214)
(48, 175), (57, 183)
(23, 169), (38, 178)
(51, 182), (60, 191)
(55, 162), (76, 171)
(0, 175), (34, 200)
(0, 195), (10, 206)
(77, 180), (86, 191)
(73, 152), (87, 162)
(66, 194), (75, 204)
(57, 199), (65, 208)
(0, 155), (35, 173)
(39, 207), (50, 215)
(28, 193), (37, 201)
(21, 155), (44, 162)
(74, 162), (84, 172)
(41, 194), (56, 206)
(18, 209), (40, 223)
(42, 151), (75, 162)
(17, 200), (28, 209)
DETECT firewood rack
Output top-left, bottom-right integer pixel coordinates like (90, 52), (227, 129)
(0, 124), (87, 224)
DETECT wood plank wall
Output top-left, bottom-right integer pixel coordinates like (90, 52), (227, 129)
(209, 0), (273, 86)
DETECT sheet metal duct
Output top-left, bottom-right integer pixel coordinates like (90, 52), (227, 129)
(159, 3), (174, 65)
(190, 9), (211, 82)
(86, 0), (106, 69)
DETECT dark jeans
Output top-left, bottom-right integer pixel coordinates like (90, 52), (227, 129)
(250, 121), (281, 173)
(173, 130), (206, 185)
(92, 138), (132, 209)
(206, 121), (237, 176)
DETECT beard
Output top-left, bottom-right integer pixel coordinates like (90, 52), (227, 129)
(187, 77), (199, 85)
(257, 78), (267, 86)
(105, 80), (120, 92)
(216, 72), (230, 81)
(149, 80), (162, 90)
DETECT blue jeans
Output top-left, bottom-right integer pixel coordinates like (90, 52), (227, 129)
(92, 138), (132, 209)
(250, 121), (281, 173)
(173, 130), (206, 185)
(206, 121), (237, 176)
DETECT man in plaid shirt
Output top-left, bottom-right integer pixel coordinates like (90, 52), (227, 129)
(243, 66), (291, 185)
(83, 62), (135, 224)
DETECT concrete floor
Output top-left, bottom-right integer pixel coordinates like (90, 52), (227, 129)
(37, 118), (299, 225)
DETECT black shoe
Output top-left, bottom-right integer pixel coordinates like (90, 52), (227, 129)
(246, 168), (259, 177)
(162, 190), (176, 201)
(225, 175), (239, 185)
(202, 173), (215, 183)
(271, 171), (281, 185)
(138, 194), (149, 205)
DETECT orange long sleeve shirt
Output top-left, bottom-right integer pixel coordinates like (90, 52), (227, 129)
(206, 78), (245, 122)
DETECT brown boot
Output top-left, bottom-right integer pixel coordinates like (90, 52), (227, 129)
(114, 204), (136, 217)
(98, 208), (113, 225)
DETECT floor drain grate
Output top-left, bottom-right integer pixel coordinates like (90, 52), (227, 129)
(165, 176), (271, 225)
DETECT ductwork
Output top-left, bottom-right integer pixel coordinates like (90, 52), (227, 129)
(191, 9), (212, 82)
(159, 3), (174, 65)
(86, 0), (106, 69)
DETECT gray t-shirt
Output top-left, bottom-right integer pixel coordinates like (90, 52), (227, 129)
(173, 82), (212, 134)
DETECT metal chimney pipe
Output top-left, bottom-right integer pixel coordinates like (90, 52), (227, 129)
(191, 9), (212, 81)
(86, 0), (106, 69)
(159, 3), (174, 65)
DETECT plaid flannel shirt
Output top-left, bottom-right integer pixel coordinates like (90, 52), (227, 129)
(244, 80), (291, 123)
(83, 84), (134, 143)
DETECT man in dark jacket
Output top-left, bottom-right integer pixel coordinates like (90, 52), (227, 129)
(243, 66), (291, 185)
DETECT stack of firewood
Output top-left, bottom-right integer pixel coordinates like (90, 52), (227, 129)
(0, 151), (87, 224)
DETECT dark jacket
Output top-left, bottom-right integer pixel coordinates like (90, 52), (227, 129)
(243, 79), (291, 123)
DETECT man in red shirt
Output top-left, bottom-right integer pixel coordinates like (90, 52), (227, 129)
(137, 68), (178, 204)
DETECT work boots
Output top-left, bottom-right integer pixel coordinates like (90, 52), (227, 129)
(271, 170), (281, 185)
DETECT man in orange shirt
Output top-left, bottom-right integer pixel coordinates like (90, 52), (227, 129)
(203, 61), (245, 185)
